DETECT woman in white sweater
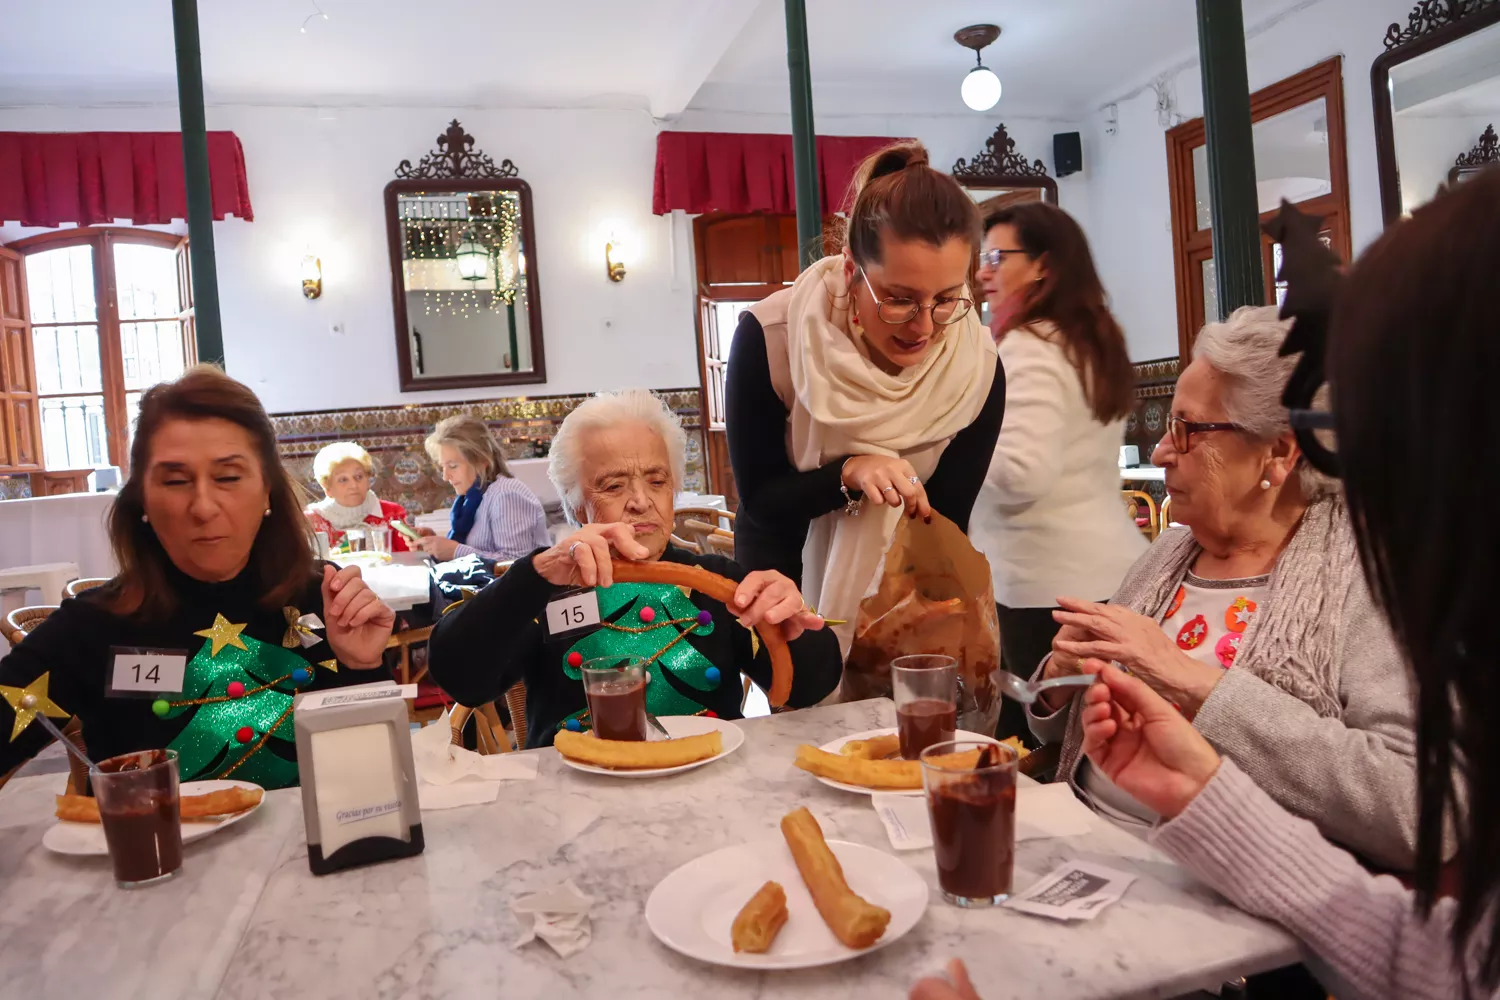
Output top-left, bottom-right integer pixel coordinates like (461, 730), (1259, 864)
(968, 202), (1145, 742)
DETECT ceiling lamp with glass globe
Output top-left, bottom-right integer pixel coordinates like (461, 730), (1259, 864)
(955, 24), (1002, 112)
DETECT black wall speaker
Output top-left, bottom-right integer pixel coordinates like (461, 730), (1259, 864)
(1054, 132), (1083, 178)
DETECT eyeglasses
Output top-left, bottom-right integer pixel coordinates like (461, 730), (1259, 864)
(859, 269), (973, 326)
(977, 248), (1029, 269)
(1166, 413), (1246, 453)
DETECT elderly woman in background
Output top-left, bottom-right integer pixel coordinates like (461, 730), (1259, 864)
(428, 389), (842, 747)
(304, 441), (411, 552)
(1029, 305), (1422, 872)
(416, 414), (551, 563)
(0, 367), (393, 789)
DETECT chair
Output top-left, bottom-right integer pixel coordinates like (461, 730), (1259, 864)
(2, 605), (55, 646)
(504, 684), (529, 750)
(1159, 495), (1174, 529)
(449, 702), (509, 754)
(64, 577), (110, 598)
(673, 507), (735, 553)
(1121, 490), (1159, 541)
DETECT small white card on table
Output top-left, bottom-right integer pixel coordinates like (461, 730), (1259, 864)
(1005, 860), (1137, 921)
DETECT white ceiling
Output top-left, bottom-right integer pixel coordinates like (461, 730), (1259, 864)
(0, 0), (1316, 120)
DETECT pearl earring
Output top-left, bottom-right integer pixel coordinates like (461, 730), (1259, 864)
(1259, 479), (1271, 490)
(141, 514), (149, 524)
(263, 508), (272, 518)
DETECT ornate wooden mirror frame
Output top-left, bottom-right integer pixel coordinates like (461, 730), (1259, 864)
(951, 123), (1059, 209)
(1371, 0), (1500, 226)
(384, 120), (547, 392)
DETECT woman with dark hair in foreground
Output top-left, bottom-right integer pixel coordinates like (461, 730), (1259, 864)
(915, 169), (1500, 1000)
(0, 366), (394, 789)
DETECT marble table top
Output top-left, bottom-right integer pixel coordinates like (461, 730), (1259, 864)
(0, 699), (1298, 999)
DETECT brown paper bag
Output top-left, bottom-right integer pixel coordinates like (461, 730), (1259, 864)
(841, 512), (1001, 735)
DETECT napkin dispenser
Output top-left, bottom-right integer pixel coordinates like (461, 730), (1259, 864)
(294, 682), (424, 875)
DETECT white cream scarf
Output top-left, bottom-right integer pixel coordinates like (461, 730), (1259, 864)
(748, 255), (997, 650)
(309, 490), (383, 531)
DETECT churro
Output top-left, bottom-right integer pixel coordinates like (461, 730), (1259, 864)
(794, 745), (983, 790)
(611, 559), (794, 707)
(780, 807), (890, 948)
(839, 734), (901, 760)
(55, 785), (263, 823)
(730, 880), (789, 953)
(554, 728), (722, 769)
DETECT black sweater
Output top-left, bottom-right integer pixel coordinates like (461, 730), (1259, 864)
(427, 545), (842, 748)
(725, 311), (1006, 584)
(0, 565), (389, 789)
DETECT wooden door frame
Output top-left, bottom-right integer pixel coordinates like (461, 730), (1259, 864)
(1166, 56), (1351, 357)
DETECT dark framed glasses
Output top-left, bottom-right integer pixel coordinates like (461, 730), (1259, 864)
(1166, 413), (1246, 453)
(859, 269), (974, 326)
(978, 248), (1029, 269)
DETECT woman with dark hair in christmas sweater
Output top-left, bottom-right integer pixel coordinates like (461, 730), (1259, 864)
(0, 367), (396, 790)
(428, 389), (842, 748)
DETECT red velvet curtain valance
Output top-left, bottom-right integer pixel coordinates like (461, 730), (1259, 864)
(652, 132), (905, 216)
(0, 131), (254, 228)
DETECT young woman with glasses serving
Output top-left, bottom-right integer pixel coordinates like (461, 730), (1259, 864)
(969, 201), (1145, 744)
(725, 141), (1004, 655)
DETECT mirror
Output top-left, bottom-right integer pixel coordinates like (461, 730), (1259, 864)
(385, 120), (546, 391)
(1373, 4), (1500, 224)
(951, 123), (1058, 326)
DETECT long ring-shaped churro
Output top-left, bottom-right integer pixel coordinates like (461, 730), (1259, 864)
(611, 559), (794, 707)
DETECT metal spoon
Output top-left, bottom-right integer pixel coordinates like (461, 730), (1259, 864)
(645, 712), (671, 739)
(22, 700), (99, 774)
(996, 670), (1098, 705)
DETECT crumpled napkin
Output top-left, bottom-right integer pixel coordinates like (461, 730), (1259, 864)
(410, 712), (538, 810)
(512, 881), (594, 958)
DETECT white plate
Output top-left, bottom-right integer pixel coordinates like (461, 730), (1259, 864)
(556, 716), (744, 778)
(646, 835), (928, 969)
(42, 779), (265, 857)
(812, 728), (1001, 796)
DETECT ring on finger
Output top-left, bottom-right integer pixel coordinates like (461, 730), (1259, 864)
(569, 542), (582, 560)
(907, 476), (920, 485)
(881, 486), (898, 495)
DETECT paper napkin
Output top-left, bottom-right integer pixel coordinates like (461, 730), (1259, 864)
(409, 712), (538, 811)
(872, 781), (1095, 851)
(512, 881), (594, 958)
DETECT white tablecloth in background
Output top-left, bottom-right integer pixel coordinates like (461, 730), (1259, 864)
(0, 492), (117, 578)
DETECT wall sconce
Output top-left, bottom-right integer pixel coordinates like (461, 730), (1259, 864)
(605, 234), (629, 282)
(300, 254), (322, 300)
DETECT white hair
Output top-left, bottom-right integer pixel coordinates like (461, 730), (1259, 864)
(1193, 304), (1334, 499)
(548, 389), (688, 525)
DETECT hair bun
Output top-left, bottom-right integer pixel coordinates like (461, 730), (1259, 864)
(867, 141), (930, 182)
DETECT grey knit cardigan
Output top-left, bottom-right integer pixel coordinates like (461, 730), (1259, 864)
(1031, 494), (1422, 870)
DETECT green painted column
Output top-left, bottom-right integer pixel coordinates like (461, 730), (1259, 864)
(784, 0), (822, 269)
(1196, 0), (1263, 318)
(171, 0), (225, 366)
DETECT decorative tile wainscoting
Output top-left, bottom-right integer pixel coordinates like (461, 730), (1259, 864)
(270, 388), (706, 517)
(1124, 357), (1180, 506)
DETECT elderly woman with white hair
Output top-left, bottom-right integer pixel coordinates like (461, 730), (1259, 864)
(427, 389), (842, 747)
(1028, 305), (1422, 872)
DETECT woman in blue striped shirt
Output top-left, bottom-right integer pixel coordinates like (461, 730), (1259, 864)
(415, 415), (552, 563)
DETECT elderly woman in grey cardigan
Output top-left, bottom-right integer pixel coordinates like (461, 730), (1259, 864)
(1028, 305), (1420, 871)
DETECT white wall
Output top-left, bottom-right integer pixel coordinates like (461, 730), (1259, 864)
(0, 104), (698, 412)
(2, 104), (1092, 411)
(1077, 0), (1416, 360)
